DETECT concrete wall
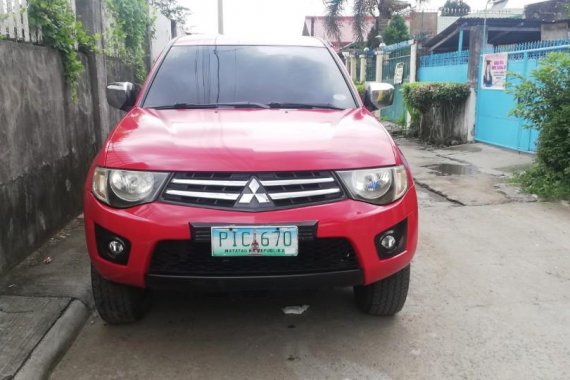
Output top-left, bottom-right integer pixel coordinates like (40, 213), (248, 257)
(541, 22), (569, 41)
(525, 0), (568, 22)
(0, 40), (134, 275)
(418, 92), (473, 146)
(409, 11), (438, 39)
(150, 7), (173, 64)
(0, 42), (97, 273)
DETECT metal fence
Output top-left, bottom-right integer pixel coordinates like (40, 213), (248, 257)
(418, 49), (469, 83)
(494, 39), (570, 53)
(419, 50), (470, 67)
(0, 0), (38, 42)
(381, 46), (411, 122)
(493, 39), (570, 60)
(0, 0), (76, 43)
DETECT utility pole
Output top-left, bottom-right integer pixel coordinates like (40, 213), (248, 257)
(218, 0), (224, 35)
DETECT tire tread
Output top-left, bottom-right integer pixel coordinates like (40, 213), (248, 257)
(91, 266), (147, 324)
(354, 265), (410, 316)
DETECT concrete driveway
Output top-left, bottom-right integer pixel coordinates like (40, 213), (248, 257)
(51, 142), (570, 380)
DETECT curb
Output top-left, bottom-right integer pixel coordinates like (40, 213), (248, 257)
(14, 300), (89, 380)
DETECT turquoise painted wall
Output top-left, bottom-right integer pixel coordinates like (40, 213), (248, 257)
(418, 64), (468, 83)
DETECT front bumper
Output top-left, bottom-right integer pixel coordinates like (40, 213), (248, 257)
(84, 187), (418, 289)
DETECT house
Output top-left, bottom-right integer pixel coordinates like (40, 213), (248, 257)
(425, 0), (570, 53)
(525, 0), (570, 40)
(302, 16), (376, 52)
(404, 10), (439, 40)
(423, 18), (542, 53)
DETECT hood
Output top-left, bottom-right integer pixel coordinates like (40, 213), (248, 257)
(103, 108), (399, 172)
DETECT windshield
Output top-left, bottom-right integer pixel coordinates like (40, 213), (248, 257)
(142, 45), (357, 110)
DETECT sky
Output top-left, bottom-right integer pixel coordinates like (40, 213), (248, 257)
(178, 0), (544, 38)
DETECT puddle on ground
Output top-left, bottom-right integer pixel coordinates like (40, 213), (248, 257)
(424, 163), (479, 176)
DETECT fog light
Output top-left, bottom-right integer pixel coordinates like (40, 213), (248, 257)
(108, 239), (126, 257)
(95, 224), (131, 265)
(380, 234), (397, 250)
(375, 219), (408, 259)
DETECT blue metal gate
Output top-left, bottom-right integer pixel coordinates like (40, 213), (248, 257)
(475, 41), (570, 152)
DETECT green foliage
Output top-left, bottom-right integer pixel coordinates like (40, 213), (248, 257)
(510, 52), (570, 200)
(150, 0), (190, 25)
(106, 0), (154, 82)
(325, 0), (409, 42)
(513, 165), (570, 200)
(440, 0), (470, 16)
(402, 82), (470, 113)
(382, 15), (409, 46)
(28, 0), (96, 100)
(354, 81), (366, 99)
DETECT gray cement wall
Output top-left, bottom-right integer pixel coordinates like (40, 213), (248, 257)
(0, 40), (133, 275)
(0, 41), (96, 273)
(541, 22), (569, 41)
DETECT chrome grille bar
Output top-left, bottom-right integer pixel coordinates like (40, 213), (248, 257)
(171, 179), (248, 186)
(164, 190), (240, 201)
(268, 188), (341, 200)
(161, 171), (345, 209)
(260, 178), (335, 186)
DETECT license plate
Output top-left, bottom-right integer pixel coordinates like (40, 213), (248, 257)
(211, 226), (298, 257)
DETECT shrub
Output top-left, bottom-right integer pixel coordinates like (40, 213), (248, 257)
(354, 81), (366, 99)
(510, 52), (570, 200)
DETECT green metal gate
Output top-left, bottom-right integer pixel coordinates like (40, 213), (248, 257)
(381, 45), (411, 123)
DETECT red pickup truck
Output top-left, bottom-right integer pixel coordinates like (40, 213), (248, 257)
(85, 36), (418, 324)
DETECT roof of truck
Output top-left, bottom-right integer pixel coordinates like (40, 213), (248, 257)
(173, 35), (327, 47)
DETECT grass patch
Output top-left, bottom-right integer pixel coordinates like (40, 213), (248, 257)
(512, 164), (570, 201)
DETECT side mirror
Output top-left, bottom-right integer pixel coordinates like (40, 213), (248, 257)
(363, 82), (395, 111)
(106, 82), (140, 112)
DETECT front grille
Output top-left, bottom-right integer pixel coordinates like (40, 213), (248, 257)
(160, 171), (345, 211)
(148, 238), (359, 276)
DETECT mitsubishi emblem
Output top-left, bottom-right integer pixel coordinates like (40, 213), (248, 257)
(238, 178), (270, 204)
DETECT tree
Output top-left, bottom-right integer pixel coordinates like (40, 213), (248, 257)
(325, 0), (410, 44)
(382, 15), (409, 45)
(149, 0), (190, 37)
(440, 0), (470, 17)
(366, 24), (380, 49)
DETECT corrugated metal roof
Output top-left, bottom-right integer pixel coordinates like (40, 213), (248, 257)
(424, 17), (542, 48)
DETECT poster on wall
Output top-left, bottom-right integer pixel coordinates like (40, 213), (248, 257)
(394, 63), (404, 85)
(481, 53), (508, 90)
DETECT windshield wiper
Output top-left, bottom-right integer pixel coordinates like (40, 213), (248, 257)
(150, 102), (269, 110)
(267, 102), (345, 110)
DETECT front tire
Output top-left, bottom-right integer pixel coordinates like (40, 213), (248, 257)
(354, 265), (410, 316)
(91, 266), (148, 324)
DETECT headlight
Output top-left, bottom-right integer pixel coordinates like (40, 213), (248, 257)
(92, 167), (169, 208)
(337, 165), (408, 205)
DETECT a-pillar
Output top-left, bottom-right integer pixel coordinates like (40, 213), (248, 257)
(349, 54), (357, 81)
